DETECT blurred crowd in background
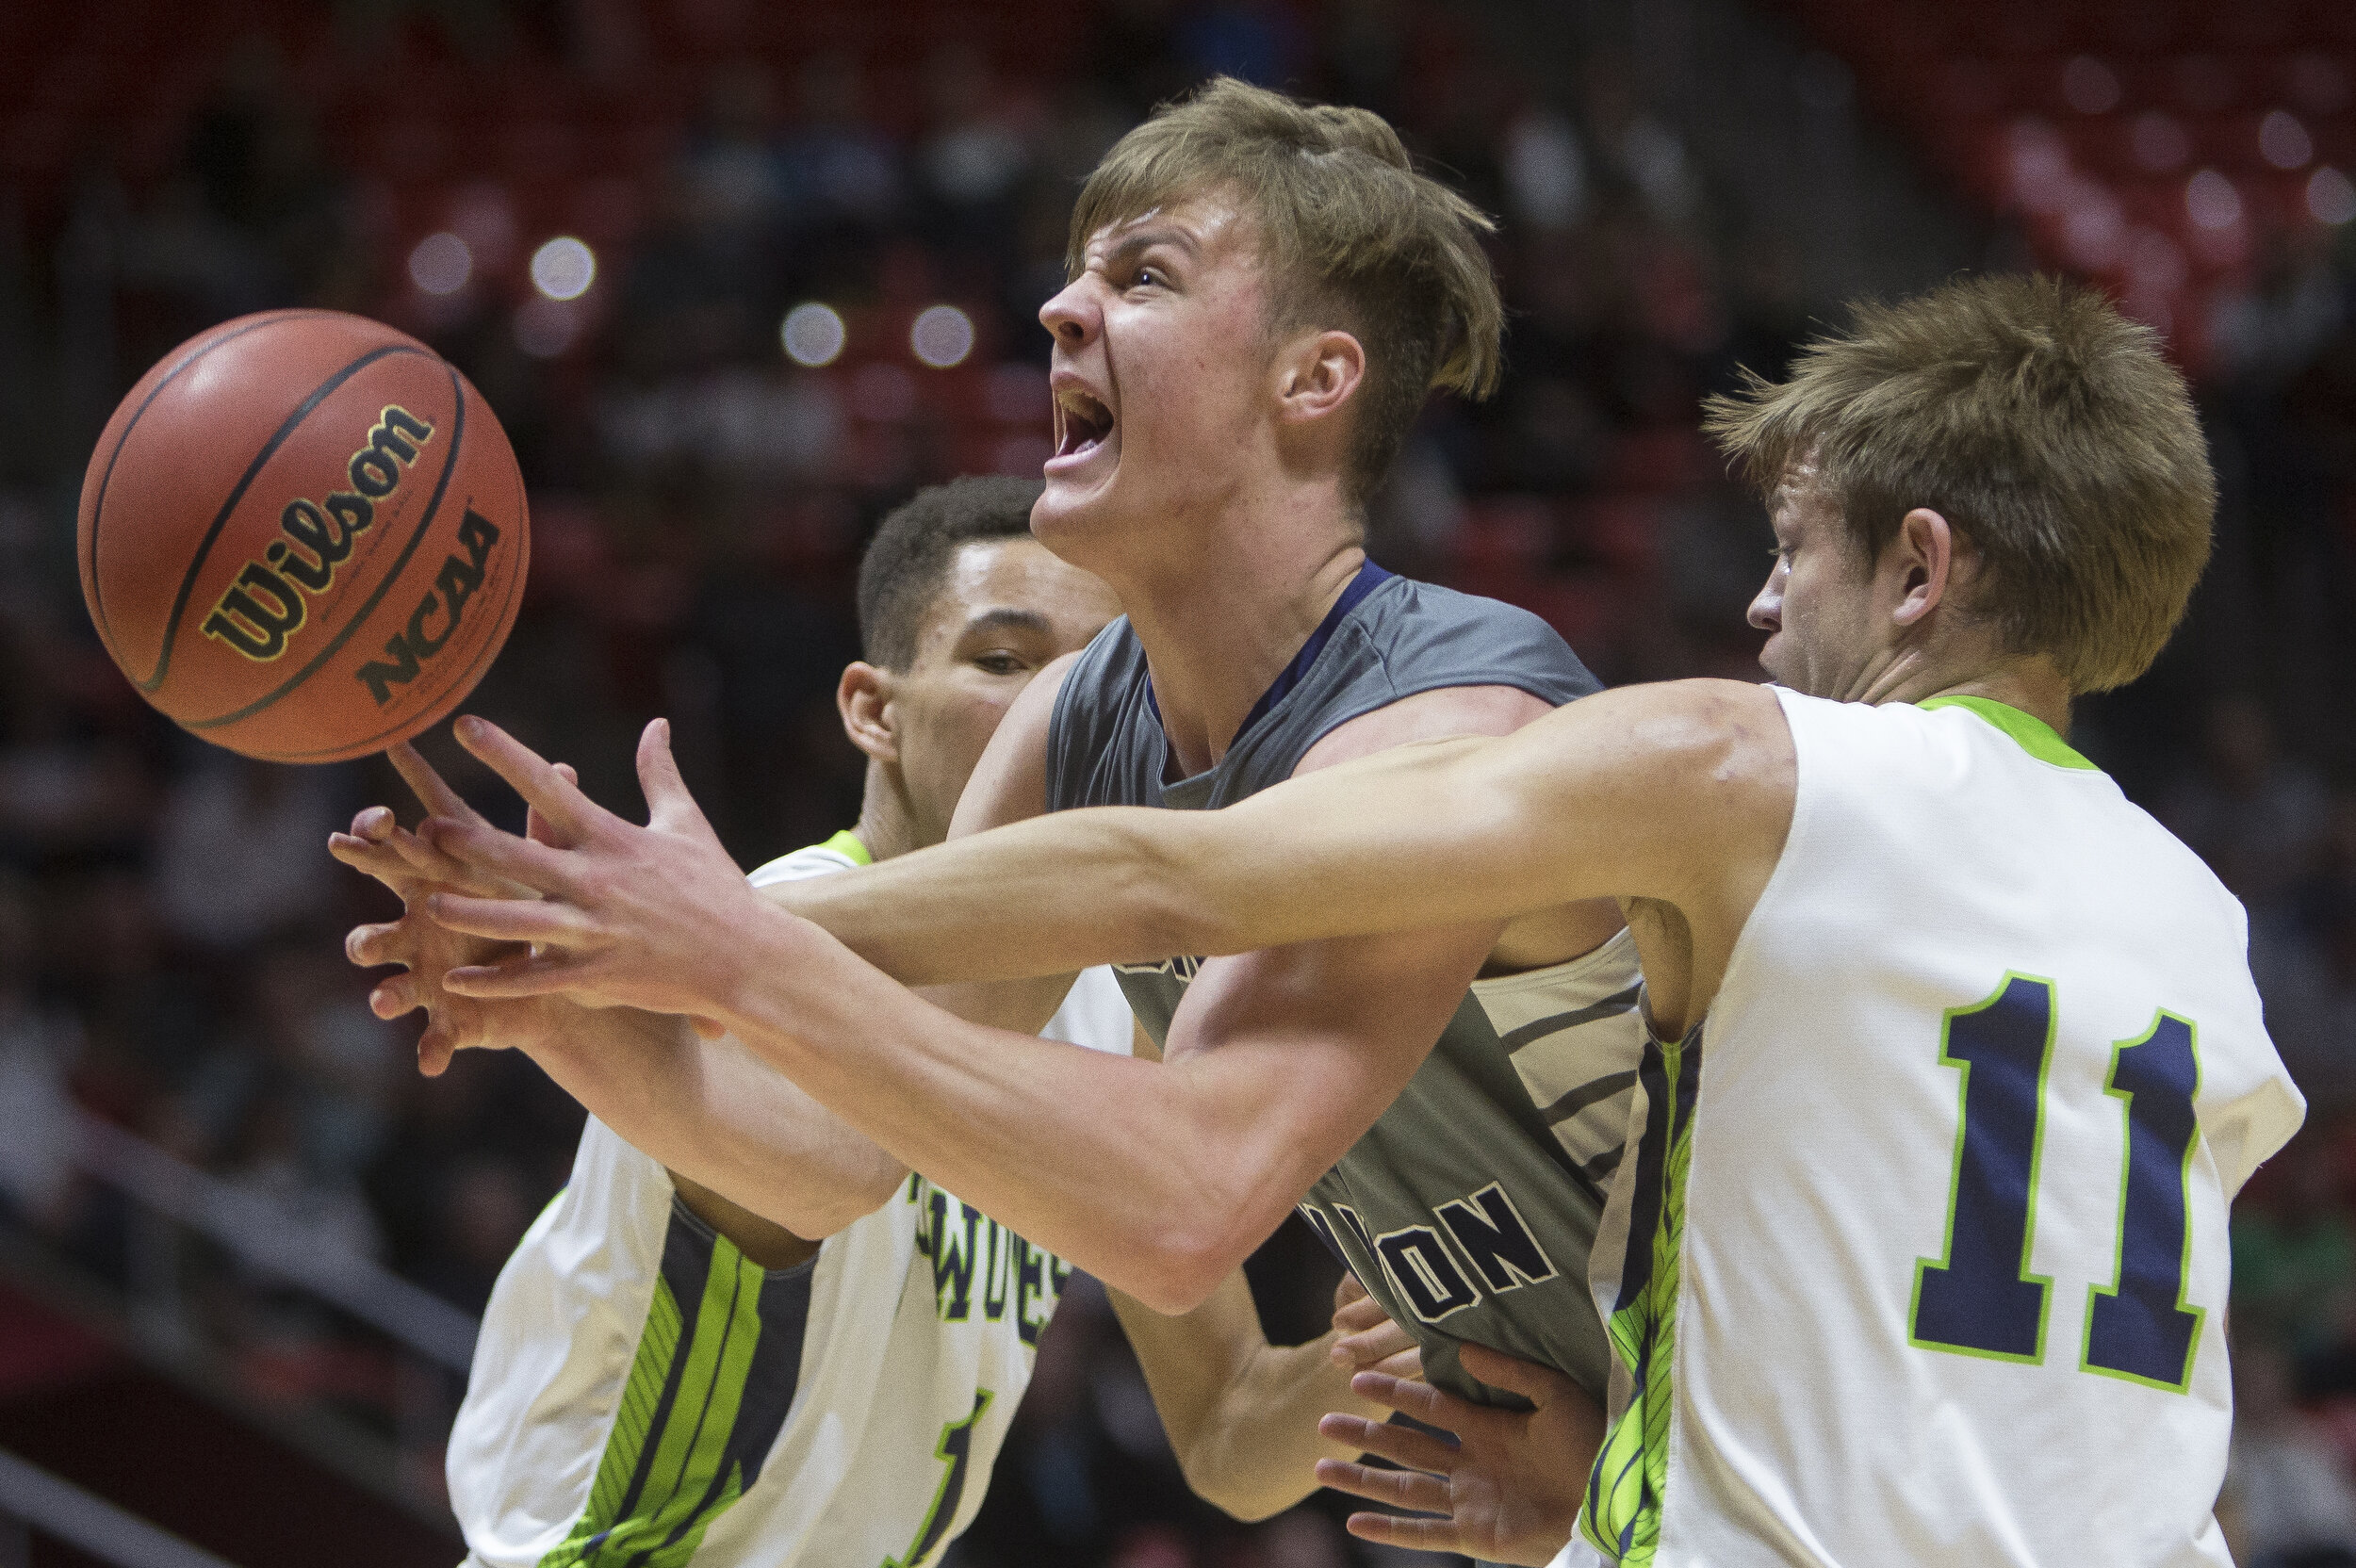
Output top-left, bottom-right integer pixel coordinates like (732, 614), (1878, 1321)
(3, 0), (2356, 1562)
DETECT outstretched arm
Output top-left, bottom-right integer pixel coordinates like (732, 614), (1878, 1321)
(416, 690), (1586, 1314)
(1091, 1017), (1420, 1521)
(772, 677), (1792, 980)
(334, 747), (904, 1241)
(432, 677), (1791, 997)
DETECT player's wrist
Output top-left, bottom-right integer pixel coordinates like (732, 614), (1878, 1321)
(688, 896), (818, 1040)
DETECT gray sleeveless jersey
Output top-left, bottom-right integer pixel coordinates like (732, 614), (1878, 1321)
(1045, 574), (1650, 1407)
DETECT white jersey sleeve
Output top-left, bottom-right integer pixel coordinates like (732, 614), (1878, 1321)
(449, 837), (1135, 1568)
(1576, 693), (2305, 1568)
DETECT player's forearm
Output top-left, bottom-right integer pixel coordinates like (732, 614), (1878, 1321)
(757, 809), (1206, 987)
(1108, 1276), (1383, 1522)
(762, 746), (1567, 985)
(525, 1008), (904, 1240)
(1187, 1336), (1389, 1520)
(768, 683), (1779, 988)
(710, 919), (1326, 1314)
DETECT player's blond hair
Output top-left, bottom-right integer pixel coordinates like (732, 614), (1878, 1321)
(1069, 77), (1503, 500)
(1704, 274), (2215, 694)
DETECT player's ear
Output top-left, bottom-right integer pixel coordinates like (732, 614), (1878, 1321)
(1890, 507), (1956, 629)
(836, 662), (901, 765)
(1273, 327), (1366, 426)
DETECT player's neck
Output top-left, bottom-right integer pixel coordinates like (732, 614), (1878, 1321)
(1860, 645), (2073, 736)
(1925, 666), (2072, 738)
(849, 764), (926, 864)
(1110, 481), (1366, 777)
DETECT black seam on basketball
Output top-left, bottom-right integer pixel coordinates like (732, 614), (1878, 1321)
(86, 309), (336, 656)
(185, 363), (468, 731)
(256, 500), (526, 761)
(139, 341), (432, 693)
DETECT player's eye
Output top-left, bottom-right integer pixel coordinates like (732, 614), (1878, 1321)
(973, 652), (1027, 675)
(1134, 265), (1166, 288)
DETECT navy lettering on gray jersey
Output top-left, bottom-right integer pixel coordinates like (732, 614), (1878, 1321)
(1044, 573), (1634, 1406)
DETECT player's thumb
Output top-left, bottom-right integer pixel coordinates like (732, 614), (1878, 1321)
(1458, 1341), (1567, 1407)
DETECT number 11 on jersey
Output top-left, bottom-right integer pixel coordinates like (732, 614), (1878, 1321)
(1908, 973), (2205, 1392)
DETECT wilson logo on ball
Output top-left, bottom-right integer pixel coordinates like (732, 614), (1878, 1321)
(199, 405), (437, 661)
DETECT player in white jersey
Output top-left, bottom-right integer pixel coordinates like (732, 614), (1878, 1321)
(447, 835), (1136, 1568)
(408, 277), (2305, 1565)
(348, 480), (1416, 1566)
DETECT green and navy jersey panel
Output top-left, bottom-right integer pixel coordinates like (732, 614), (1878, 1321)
(447, 838), (1139, 1568)
(1563, 691), (2305, 1565)
(1046, 568), (1644, 1407)
(539, 1202), (815, 1567)
(1575, 1021), (1700, 1567)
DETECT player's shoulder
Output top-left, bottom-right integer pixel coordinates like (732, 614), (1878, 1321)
(746, 836), (866, 889)
(1785, 693), (2240, 915)
(1044, 615), (1145, 735)
(1576, 678), (1793, 775)
(1344, 575), (1598, 705)
(1290, 578), (1607, 770)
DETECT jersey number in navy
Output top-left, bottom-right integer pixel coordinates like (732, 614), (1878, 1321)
(883, 1390), (992, 1568)
(1908, 973), (2205, 1392)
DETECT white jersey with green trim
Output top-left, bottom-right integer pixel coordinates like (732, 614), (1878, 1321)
(449, 833), (1135, 1568)
(1564, 691), (2304, 1568)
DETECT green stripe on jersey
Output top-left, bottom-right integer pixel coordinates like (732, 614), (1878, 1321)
(1919, 694), (2097, 771)
(540, 1210), (814, 1567)
(1578, 1029), (1699, 1565)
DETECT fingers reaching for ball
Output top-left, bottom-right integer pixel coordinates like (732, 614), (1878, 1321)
(330, 724), (603, 1075)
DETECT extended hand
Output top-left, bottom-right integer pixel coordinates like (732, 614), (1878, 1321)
(329, 741), (567, 1075)
(407, 715), (765, 1034)
(1314, 1342), (1602, 1566)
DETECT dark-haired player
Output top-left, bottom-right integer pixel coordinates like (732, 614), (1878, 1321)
(378, 479), (1411, 1567)
(360, 79), (1641, 1563)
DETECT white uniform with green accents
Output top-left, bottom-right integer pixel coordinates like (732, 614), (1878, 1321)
(448, 832), (1135, 1568)
(1564, 692), (2304, 1568)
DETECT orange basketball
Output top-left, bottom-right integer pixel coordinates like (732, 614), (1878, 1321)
(76, 310), (530, 763)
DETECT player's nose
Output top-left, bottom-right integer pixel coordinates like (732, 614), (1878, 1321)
(1039, 276), (1100, 349)
(1746, 580), (1781, 632)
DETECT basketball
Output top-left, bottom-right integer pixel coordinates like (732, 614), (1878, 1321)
(76, 310), (530, 764)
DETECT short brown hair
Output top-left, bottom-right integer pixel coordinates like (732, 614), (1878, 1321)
(1070, 77), (1503, 500)
(857, 476), (1042, 669)
(1703, 274), (2214, 693)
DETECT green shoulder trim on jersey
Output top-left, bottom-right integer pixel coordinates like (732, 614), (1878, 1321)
(1918, 694), (2097, 771)
(823, 828), (875, 866)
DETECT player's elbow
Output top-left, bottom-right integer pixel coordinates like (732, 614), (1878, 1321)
(743, 1156), (908, 1241)
(778, 1175), (901, 1239)
(1122, 1255), (1222, 1317)
(1120, 1226), (1245, 1316)
(1177, 1449), (1293, 1523)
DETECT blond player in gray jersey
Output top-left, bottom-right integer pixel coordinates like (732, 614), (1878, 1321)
(403, 278), (2299, 1565)
(338, 478), (1417, 1567)
(351, 78), (1648, 1565)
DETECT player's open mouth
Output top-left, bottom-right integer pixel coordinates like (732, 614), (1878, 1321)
(1052, 387), (1115, 466)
